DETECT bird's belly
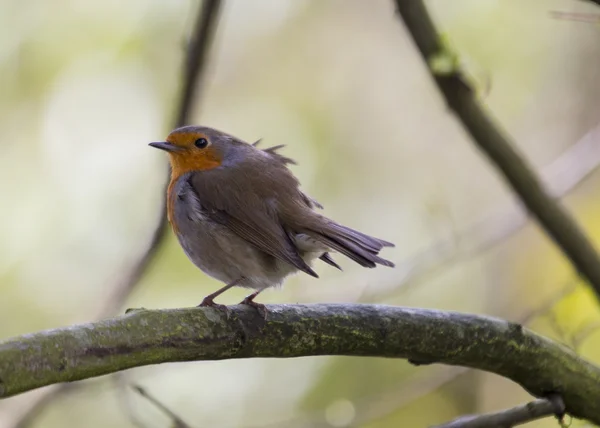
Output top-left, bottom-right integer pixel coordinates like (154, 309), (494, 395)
(175, 218), (304, 289)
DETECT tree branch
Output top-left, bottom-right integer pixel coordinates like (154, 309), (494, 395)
(433, 395), (565, 428)
(174, 0), (222, 127)
(393, 1), (600, 301)
(258, 283), (580, 428)
(0, 304), (599, 424)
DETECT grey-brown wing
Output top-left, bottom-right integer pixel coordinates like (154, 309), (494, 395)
(187, 171), (318, 278)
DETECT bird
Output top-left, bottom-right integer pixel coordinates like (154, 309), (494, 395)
(149, 126), (394, 317)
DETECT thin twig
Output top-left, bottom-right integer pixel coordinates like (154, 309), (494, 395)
(5, 2), (223, 428)
(394, 0), (600, 302)
(131, 385), (193, 428)
(432, 395), (565, 428)
(174, 0), (222, 127)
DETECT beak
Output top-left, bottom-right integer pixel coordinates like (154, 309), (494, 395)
(148, 141), (180, 152)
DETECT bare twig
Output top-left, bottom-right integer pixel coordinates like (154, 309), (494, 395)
(131, 385), (193, 428)
(393, 0), (600, 302)
(2, 2), (224, 428)
(432, 395), (565, 428)
(174, 0), (222, 127)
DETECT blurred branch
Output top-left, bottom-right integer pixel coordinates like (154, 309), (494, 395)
(583, 0), (600, 7)
(174, 0), (221, 127)
(3, 1), (224, 427)
(394, 0), (600, 302)
(432, 395), (565, 428)
(1, 305), (600, 424)
(131, 385), (193, 428)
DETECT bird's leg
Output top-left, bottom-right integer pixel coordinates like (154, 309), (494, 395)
(239, 290), (268, 320)
(198, 278), (243, 314)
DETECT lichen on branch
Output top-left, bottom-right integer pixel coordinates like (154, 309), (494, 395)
(1, 304), (600, 424)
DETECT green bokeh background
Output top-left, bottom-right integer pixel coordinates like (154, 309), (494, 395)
(1, 0), (600, 427)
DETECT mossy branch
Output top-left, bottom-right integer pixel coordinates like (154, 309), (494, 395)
(1, 304), (600, 424)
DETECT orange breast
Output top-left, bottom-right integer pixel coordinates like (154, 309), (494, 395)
(166, 147), (222, 235)
(169, 147), (222, 177)
(167, 178), (180, 234)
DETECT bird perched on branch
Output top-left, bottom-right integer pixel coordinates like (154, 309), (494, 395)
(150, 126), (394, 317)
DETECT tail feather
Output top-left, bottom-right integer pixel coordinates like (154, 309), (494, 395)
(304, 220), (394, 268)
(314, 233), (377, 267)
(328, 223), (394, 251)
(332, 233), (395, 267)
(320, 252), (342, 270)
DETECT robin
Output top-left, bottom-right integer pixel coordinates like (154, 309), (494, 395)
(149, 126), (394, 316)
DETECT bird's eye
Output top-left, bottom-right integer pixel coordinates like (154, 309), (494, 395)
(194, 138), (209, 149)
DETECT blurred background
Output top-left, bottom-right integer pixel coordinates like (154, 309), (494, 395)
(1, 0), (600, 426)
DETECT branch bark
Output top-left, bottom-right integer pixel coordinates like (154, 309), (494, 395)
(393, 0), (600, 301)
(0, 304), (599, 424)
(433, 395), (565, 428)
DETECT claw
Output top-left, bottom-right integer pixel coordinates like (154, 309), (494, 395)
(198, 297), (231, 319)
(240, 296), (268, 320)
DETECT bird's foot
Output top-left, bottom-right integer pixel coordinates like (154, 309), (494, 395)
(240, 296), (268, 320)
(198, 297), (231, 318)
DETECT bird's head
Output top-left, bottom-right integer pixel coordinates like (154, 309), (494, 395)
(149, 126), (244, 177)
